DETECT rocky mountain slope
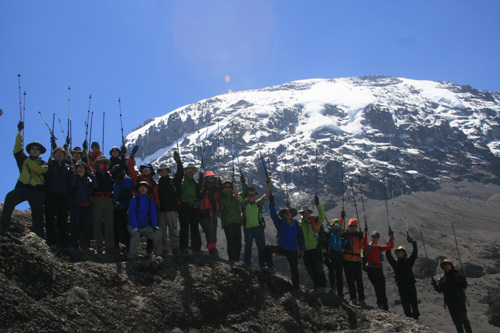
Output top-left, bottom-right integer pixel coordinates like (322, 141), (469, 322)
(125, 75), (500, 208)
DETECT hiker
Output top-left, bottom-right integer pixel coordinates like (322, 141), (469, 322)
(342, 217), (366, 304)
(109, 146), (127, 174)
(325, 217), (352, 298)
(298, 195), (327, 291)
(127, 146), (160, 207)
(431, 259), (472, 333)
(87, 141), (102, 171)
(233, 177), (271, 269)
(92, 155), (115, 254)
(70, 146), (86, 165)
(220, 175), (247, 262)
(112, 165), (133, 253)
(386, 235), (420, 319)
(44, 146), (73, 249)
(127, 181), (162, 260)
(0, 122), (48, 238)
(70, 160), (97, 252)
(363, 229), (394, 310)
(157, 162), (181, 256)
(198, 170), (223, 256)
(173, 152), (202, 254)
(266, 197), (305, 291)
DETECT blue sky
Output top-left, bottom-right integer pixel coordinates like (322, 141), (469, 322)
(1, 1), (499, 209)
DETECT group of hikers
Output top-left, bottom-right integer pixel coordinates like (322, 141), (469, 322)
(0, 121), (472, 333)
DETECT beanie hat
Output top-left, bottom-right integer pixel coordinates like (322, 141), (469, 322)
(348, 218), (358, 226)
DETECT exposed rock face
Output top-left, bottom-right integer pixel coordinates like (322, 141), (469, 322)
(125, 76), (500, 209)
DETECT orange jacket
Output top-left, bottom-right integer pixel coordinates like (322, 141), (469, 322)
(342, 230), (365, 262)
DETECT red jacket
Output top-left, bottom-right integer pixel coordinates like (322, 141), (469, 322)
(88, 150), (102, 170)
(363, 233), (394, 268)
(128, 156), (160, 207)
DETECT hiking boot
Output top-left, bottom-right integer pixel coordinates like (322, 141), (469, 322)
(350, 298), (358, 305)
(209, 248), (219, 257)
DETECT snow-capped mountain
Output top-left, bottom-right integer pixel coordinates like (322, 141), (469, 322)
(125, 75), (500, 208)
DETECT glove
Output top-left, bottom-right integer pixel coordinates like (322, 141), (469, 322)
(314, 194), (319, 205)
(388, 229), (394, 238)
(341, 210), (346, 219)
(269, 194), (275, 206)
(407, 235), (414, 243)
(130, 145), (139, 156)
(430, 277), (437, 285)
(240, 173), (246, 184)
(173, 150), (181, 163)
(50, 135), (57, 150)
(17, 121), (24, 131)
(364, 225), (368, 233)
(120, 145), (127, 155)
(82, 140), (88, 150)
(132, 228), (139, 235)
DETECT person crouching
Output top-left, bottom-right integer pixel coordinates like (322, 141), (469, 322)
(127, 181), (162, 260)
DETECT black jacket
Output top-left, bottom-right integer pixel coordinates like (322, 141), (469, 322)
(44, 159), (73, 197)
(158, 176), (180, 212)
(386, 240), (418, 285)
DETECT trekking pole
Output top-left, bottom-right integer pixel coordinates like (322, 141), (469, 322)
(391, 186), (395, 232)
(341, 160), (345, 212)
(58, 118), (66, 139)
(89, 111), (94, 147)
(38, 111), (52, 134)
(451, 221), (464, 273)
(401, 185), (409, 238)
(284, 150), (290, 206)
(118, 98), (125, 146)
(18, 74), (25, 136)
(102, 111), (106, 153)
(382, 179), (391, 231)
(420, 231), (433, 278)
(358, 174), (368, 232)
(261, 152), (271, 193)
(66, 86), (71, 147)
(350, 178), (360, 223)
(22, 91), (26, 136)
(52, 113), (55, 136)
(85, 95), (91, 145)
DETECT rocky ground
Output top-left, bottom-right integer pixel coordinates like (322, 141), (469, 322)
(1, 181), (499, 332)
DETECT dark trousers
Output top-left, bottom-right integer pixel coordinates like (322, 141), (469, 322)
(223, 224), (242, 261)
(114, 209), (130, 250)
(266, 245), (300, 290)
(325, 251), (344, 296)
(200, 216), (218, 248)
(367, 267), (388, 309)
(244, 225), (266, 268)
(1, 186), (45, 238)
(397, 281), (420, 319)
(179, 207), (201, 251)
(44, 194), (69, 248)
(344, 260), (365, 301)
(70, 204), (92, 250)
(303, 249), (327, 288)
(448, 302), (472, 333)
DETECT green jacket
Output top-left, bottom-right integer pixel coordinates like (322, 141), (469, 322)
(219, 183), (247, 227)
(240, 195), (267, 228)
(299, 203), (326, 251)
(14, 134), (48, 188)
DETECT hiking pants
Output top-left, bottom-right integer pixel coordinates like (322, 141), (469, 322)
(397, 281), (420, 319)
(200, 216), (218, 249)
(367, 267), (388, 309)
(1, 186), (45, 238)
(113, 208), (130, 250)
(70, 204), (92, 250)
(223, 224), (242, 261)
(179, 207), (201, 251)
(158, 211), (179, 252)
(128, 226), (162, 259)
(447, 301), (472, 333)
(303, 249), (327, 288)
(344, 259), (365, 301)
(325, 251), (344, 296)
(266, 245), (300, 290)
(244, 225), (266, 268)
(92, 196), (114, 252)
(44, 193), (69, 248)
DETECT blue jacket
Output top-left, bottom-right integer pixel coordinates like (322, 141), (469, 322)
(70, 173), (97, 204)
(128, 193), (158, 229)
(326, 225), (351, 253)
(269, 204), (305, 253)
(113, 176), (133, 211)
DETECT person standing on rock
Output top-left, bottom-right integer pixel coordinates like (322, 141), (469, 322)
(1, 122), (48, 238)
(112, 165), (133, 253)
(109, 146), (127, 174)
(127, 181), (162, 260)
(234, 177), (271, 269)
(363, 229), (394, 310)
(298, 195), (327, 291)
(431, 259), (472, 333)
(342, 217), (366, 304)
(325, 217), (352, 298)
(87, 141), (102, 171)
(198, 170), (223, 257)
(220, 175), (247, 262)
(92, 155), (115, 254)
(266, 197), (305, 291)
(386, 235), (420, 319)
(173, 151), (203, 254)
(157, 162), (181, 256)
